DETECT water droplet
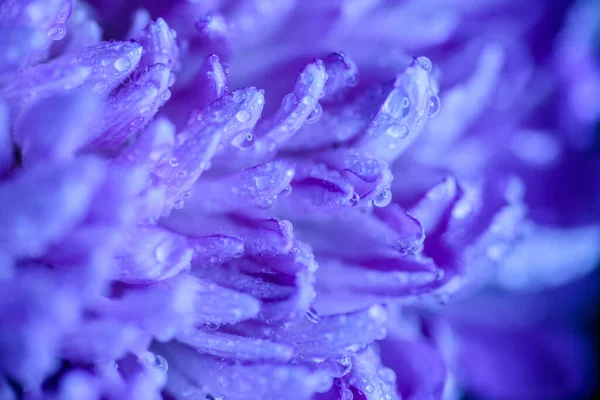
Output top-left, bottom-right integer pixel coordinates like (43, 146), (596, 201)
(235, 109), (252, 123)
(340, 388), (354, 400)
(365, 384), (375, 393)
(416, 56), (433, 72)
(232, 131), (254, 150)
(378, 367), (396, 383)
(93, 81), (108, 93)
(305, 308), (320, 324)
(161, 89), (172, 101)
(306, 103), (322, 124)
(206, 322), (220, 331)
(373, 188), (392, 207)
(168, 72), (176, 86)
(386, 125), (409, 139)
(47, 24), (66, 40)
(281, 93), (297, 113)
(154, 241), (171, 264)
(280, 184), (293, 197)
(402, 96), (410, 108)
(427, 95), (440, 117)
(169, 157), (179, 167)
(154, 355), (168, 374)
(302, 95), (316, 105)
(254, 175), (271, 190)
(173, 199), (184, 209)
(114, 57), (132, 72)
(349, 192), (360, 206)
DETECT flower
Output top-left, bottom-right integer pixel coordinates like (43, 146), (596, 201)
(0, 1), (599, 400)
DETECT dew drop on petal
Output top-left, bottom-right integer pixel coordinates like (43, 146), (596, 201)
(154, 355), (168, 374)
(306, 103), (323, 124)
(373, 188), (392, 207)
(305, 308), (320, 323)
(235, 109), (252, 123)
(280, 184), (293, 197)
(281, 93), (297, 113)
(427, 95), (440, 117)
(161, 89), (172, 102)
(114, 57), (132, 72)
(47, 24), (67, 40)
(386, 124), (409, 139)
(173, 199), (184, 209)
(416, 56), (433, 72)
(169, 157), (179, 167)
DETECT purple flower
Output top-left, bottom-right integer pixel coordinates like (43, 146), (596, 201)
(0, 1), (599, 400)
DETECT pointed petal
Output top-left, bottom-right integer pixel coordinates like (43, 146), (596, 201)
(259, 60), (327, 145)
(90, 63), (172, 151)
(357, 58), (440, 162)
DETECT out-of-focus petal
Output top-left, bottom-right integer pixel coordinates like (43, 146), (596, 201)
(0, 158), (105, 258)
(14, 92), (100, 163)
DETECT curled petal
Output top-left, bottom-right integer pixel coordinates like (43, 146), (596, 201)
(90, 63), (172, 151)
(0, 158), (105, 258)
(358, 58), (440, 162)
(259, 60), (327, 144)
(409, 176), (459, 234)
(158, 342), (332, 400)
(176, 328), (293, 362)
(112, 226), (194, 284)
(280, 159), (356, 213)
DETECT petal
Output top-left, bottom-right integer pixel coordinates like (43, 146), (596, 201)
(53, 1), (102, 55)
(157, 342), (332, 400)
(136, 18), (179, 71)
(114, 117), (176, 171)
(258, 60), (327, 145)
(357, 58), (440, 162)
(189, 235), (244, 267)
(89, 63), (172, 151)
(176, 328), (293, 362)
(0, 41), (142, 112)
(59, 319), (149, 363)
(187, 160), (295, 212)
(347, 346), (401, 400)
(112, 226), (194, 284)
(0, 158), (105, 258)
(379, 335), (446, 400)
(14, 92), (101, 164)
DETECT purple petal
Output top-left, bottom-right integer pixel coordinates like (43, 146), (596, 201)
(89, 63), (172, 151)
(176, 328), (293, 362)
(158, 341), (332, 400)
(347, 345), (401, 400)
(357, 58), (440, 162)
(112, 226), (194, 284)
(14, 92), (101, 164)
(188, 160), (295, 212)
(0, 158), (105, 258)
(136, 18), (179, 71)
(0, 99), (12, 174)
